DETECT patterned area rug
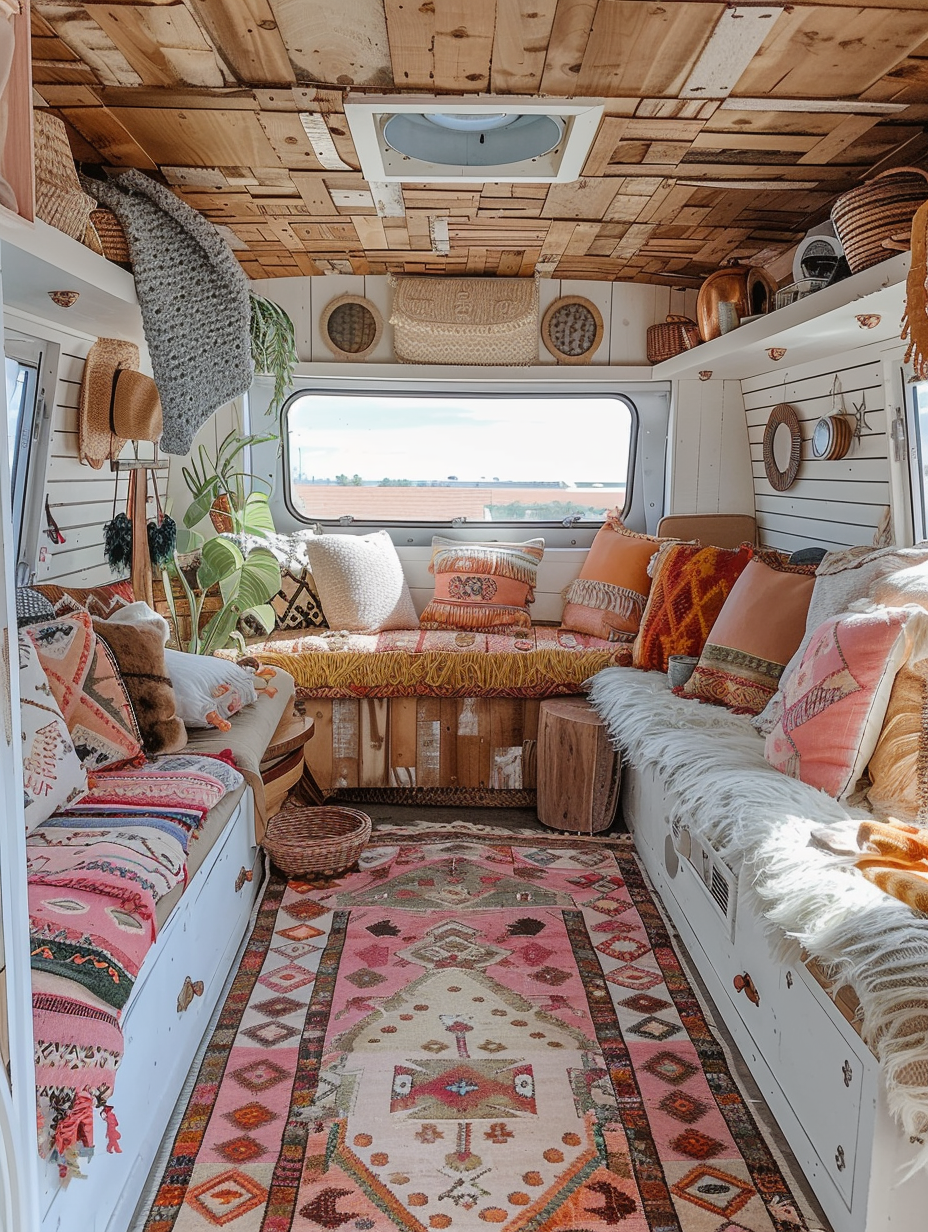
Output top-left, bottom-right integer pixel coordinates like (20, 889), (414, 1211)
(142, 832), (818, 1231)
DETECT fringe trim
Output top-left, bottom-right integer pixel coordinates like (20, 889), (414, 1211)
(587, 666), (928, 1177)
(419, 602), (532, 632)
(563, 578), (645, 623)
(249, 647), (629, 698)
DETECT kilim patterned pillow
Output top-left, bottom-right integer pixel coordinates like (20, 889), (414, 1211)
(632, 541), (754, 673)
(681, 551), (816, 715)
(33, 579), (134, 619)
(23, 610), (143, 770)
(19, 638), (88, 831)
(420, 537), (545, 632)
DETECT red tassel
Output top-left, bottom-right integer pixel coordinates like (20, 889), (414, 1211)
(102, 1104), (121, 1154)
(53, 1091), (95, 1158)
(199, 749), (239, 769)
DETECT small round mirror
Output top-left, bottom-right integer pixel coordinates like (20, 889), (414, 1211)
(762, 403), (801, 492)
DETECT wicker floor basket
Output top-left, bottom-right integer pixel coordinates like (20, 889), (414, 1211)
(262, 806), (372, 877)
(831, 166), (928, 273)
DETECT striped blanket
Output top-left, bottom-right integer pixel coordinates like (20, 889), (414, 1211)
(28, 755), (241, 1182)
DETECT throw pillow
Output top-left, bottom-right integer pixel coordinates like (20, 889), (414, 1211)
(419, 537), (545, 632)
(753, 543), (928, 732)
(19, 639), (87, 831)
(304, 530), (417, 632)
(561, 518), (668, 641)
(33, 579), (134, 619)
(93, 617), (187, 756)
(868, 656), (928, 821)
(632, 541), (754, 672)
(16, 587), (55, 629)
(765, 606), (928, 800)
(273, 564), (327, 630)
(681, 553), (816, 714)
(23, 610), (143, 771)
(163, 649), (258, 731)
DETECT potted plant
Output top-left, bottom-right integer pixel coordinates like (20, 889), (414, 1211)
(161, 429), (283, 654)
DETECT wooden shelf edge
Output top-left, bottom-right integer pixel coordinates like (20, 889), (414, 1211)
(0, 217), (138, 307)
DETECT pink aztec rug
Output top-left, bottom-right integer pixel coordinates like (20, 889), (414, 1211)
(141, 831), (820, 1232)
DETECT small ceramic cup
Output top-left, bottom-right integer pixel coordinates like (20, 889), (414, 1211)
(668, 655), (700, 689)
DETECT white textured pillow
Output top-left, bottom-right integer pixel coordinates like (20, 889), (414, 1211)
(304, 530), (418, 632)
(163, 650), (258, 731)
(19, 639), (87, 831)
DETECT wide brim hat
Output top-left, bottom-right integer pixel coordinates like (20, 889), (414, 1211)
(78, 338), (140, 469)
(112, 369), (163, 443)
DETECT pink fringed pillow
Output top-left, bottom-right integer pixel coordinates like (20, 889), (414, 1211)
(764, 606), (928, 800)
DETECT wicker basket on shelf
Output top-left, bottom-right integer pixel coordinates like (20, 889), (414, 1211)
(831, 166), (928, 273)
(89, 207), (131, 266)
(646, 315), (701, 364)
(33, 110), (99, 247)
(262, 806), (372, 877)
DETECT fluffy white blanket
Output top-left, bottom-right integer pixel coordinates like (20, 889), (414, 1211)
(588, 666), (928, 1176)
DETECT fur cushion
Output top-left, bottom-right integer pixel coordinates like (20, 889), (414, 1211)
(93, 617), (187, 756)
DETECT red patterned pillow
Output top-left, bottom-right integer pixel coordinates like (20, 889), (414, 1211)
(632, 541), (754, 672)
(33, 579), (133, 619)
(24, 611), (143, 771)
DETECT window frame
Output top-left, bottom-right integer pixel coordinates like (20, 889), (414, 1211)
(281, 386), (639, 535)
(4, 330), (56, 583)
(908, 377), (928, 543)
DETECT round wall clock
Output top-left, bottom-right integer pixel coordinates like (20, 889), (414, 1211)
(320, 294), (383, 361)
(541, 296), (605, 364)
(763, 402), (802, 491)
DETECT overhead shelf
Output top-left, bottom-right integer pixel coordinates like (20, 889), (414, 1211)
(652, 251), (911, 381)
(0, 216), (143, 341)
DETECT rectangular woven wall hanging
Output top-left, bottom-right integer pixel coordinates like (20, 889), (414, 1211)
(389, 274), (538, 365)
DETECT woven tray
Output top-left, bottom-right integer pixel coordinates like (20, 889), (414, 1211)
(262, 805), (372, 877)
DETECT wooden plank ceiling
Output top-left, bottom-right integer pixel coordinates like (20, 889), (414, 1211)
(30, 1), (928, 283)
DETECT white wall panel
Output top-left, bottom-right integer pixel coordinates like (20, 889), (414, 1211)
(742, 351), (892, 553)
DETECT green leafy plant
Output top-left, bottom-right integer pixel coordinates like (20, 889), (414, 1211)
(250, 292), (298, 417)
(165, 428), (283, 654)
(163, 537), (282, 656)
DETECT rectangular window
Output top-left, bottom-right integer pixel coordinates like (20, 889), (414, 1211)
(5, 350), (40, 554)
(285, 391), (635, 526)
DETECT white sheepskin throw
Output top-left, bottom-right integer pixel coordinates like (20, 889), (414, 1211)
(588, 665), (928, 1176)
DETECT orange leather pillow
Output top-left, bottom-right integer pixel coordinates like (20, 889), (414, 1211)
(633, 541), (754, 672)
(561, 521), (668, 641)
(681, 552), (816, 714)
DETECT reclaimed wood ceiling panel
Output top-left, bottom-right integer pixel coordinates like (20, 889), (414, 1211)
(30, 1), (928, 283)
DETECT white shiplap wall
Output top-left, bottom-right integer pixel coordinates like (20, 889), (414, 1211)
(742, 352), (891, 553)
(5, 310), (165, 587)
(667, 378), (756, 519)
(250, 274), (699, 367)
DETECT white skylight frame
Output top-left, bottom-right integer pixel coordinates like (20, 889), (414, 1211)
(344, 95), (604, 184)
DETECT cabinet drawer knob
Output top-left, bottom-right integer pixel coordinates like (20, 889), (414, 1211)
(843, 1059), (853, 1088)
(835, 1145), (846, 1171)
(235, 866), (254, 892)
(177, 975), (204, 1013)
(733, 972), (760, 1006)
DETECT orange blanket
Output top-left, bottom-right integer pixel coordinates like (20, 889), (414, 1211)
(856, 818), (928, 914)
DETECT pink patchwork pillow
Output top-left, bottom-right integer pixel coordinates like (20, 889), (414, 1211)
(764, 606), (928, 799)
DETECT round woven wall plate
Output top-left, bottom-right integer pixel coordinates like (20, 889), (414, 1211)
(763, 402), (802, 491)
(321, 294), (383, 361)
(541, 296), (604, 364)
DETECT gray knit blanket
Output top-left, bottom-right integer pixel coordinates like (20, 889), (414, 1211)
(85, 169), (253, 455)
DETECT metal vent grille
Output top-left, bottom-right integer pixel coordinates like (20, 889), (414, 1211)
(710, 866), (731, 917)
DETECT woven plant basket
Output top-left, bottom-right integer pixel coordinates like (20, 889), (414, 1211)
(646, 315), (701, 364)
(33, 110), (98, 243)
(262, 805), (372, 877)
(831, 166), (928, 273)
(151, 566), (223, 649)
(89, 207), (131, 266)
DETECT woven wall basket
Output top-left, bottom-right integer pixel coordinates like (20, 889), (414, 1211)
(646, 315), (701, 363)
(88, 207), (131, 266)
(831, 166), (928, 273)
(390, 274), (538, 365)
(33, 110), (98, 246)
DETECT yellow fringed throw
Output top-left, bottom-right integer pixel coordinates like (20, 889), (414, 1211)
(902, 199), (928, 379)
(236, 646), (632, 698)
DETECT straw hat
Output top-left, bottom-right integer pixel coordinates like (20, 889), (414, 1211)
(111, 369), (163, 443)
(78, 338), (140, 469)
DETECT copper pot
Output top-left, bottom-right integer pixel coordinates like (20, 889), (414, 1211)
(697, 267), (751, 342)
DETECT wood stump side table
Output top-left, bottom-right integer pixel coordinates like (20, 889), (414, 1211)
(259, 705), (323, 817)
(536, 697), (621, 834)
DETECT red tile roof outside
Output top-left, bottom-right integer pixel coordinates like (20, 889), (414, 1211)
(290, 484), (626, 523)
